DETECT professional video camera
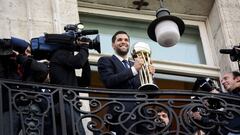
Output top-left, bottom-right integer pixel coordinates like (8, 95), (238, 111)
(0, 37), (29, 56)
(31, 23), (101, 60)
(220, 44), (240, 62)
(192, 77), (222, 110)
(192, 77), (217, 92)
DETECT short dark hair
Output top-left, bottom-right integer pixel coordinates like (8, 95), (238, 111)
(232, 71), (240, 78)
(155, 108), (168, 114)
(112, 31), (129, 43)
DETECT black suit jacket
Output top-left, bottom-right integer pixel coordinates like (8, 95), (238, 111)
(97, 55), (141, 134)
(97, 55), (141, 90)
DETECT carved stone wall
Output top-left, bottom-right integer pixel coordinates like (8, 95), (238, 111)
(0, 0), (79, 41)
(208, 0), (240, 73)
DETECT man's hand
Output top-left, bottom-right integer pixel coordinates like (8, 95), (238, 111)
(133, 57), (144, 71)
(24, 46), (31, 57)
(148, 64), (155, 75)
(191, 111), (202, 120)
(12, 50), (19, 56)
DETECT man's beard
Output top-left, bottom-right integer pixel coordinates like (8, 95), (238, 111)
(115, 48), (129, 56)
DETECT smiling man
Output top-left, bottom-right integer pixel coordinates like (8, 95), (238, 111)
(97, 31), (156, 134)
(98, 31), (145, 89)
(97, 31), (142, 134)
(220, 71), (240, 135)
(221, 71), (240, 96)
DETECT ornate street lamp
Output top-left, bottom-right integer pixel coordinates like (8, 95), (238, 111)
(147, 0), (185, 47)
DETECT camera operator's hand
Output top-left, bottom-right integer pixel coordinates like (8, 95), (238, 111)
(8, 50), (19, 60)
(24, 46), (31, 57)
(76, 36), (91, 46)
(189, 111), (202, 121)
(12, 50), (19, 56)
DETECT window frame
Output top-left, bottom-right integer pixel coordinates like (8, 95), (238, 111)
(78, 2), (220, 78)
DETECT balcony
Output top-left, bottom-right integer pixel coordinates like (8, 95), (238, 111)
(0, 79), (240, 135)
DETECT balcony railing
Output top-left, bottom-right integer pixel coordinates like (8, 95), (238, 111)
(0, 79), (240, 135)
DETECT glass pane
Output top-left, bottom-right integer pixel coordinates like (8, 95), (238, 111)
(80, 14), (206, 64)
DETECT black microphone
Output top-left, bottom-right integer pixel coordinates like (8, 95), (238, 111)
(219, 49), (233, 54)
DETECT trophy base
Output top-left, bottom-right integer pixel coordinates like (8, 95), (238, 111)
(138, 84), (159, 91)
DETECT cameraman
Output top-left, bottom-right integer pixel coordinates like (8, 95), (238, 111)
(221, 71), (240, 135)
(1, 39), (52, 135)
(221, 71), (240, 96)
(49, 36), (90, 135)
(0, 38), (25, 135)
(190, 77), (222, 135)
(15, 45), (49, 83)
(49, 36), (89, 86)
(0, 37), (29, 113)
(0, 38), (24, 80)
(191, 74), (240, 135)
(0, 37), (47, 82)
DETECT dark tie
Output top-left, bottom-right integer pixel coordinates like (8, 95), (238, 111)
(122, 60), (129, 69)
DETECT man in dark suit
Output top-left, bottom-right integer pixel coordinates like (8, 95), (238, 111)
(97, 31), (155, 134)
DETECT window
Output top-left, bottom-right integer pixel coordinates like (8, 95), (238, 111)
(78, 5), (220, 82)
(80, 14), (206, 64)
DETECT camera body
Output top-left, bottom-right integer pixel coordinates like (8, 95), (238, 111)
(192, 77), (222, 110)
(192, 77), (217, 92)
(0, 37), (29, 56)
(31, 23), (100, 60)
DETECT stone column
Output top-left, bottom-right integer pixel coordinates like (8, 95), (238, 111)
(208, 0), (240, 73)
(0, 0), (79, 40)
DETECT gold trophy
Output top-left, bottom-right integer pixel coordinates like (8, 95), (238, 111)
(131, 42), (159, 90)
